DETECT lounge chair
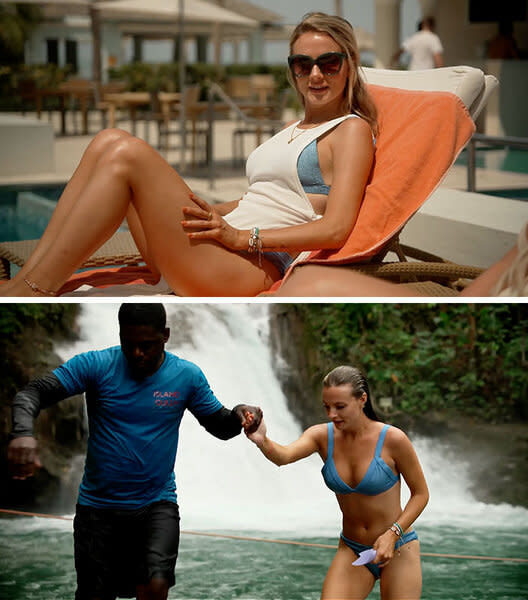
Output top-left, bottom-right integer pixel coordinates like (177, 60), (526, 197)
(0, 66), (498, 295)
(270, 65), (499, 295)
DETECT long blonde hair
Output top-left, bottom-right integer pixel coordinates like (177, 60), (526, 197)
(289, 12), (378, 136)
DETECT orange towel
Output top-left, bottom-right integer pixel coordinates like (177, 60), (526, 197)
(58, 266), (159, 295)
(269, 84), (476, 291)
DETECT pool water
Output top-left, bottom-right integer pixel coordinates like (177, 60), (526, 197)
(0, 185), (65, 242)
(456, 147), (528, 201)
(457, 148), (528, 175)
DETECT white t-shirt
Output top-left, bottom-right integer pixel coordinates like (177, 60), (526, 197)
(403, 30), (443, 70)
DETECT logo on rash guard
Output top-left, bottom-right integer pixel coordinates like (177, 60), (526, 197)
(153, 390), (181, 407)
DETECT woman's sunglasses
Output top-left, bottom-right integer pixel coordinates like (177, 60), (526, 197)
(288, 52), (347, 78)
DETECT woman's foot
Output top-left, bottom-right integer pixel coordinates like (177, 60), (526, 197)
(0, 276), (56, 297)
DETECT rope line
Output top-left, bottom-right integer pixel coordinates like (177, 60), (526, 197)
(2, 508), (527, 564)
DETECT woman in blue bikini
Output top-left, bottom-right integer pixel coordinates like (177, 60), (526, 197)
(245, 365), (429, 599)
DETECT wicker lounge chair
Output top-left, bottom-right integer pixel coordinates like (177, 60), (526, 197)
(0, 231), (141, 280)
(0, 66), (498, 295)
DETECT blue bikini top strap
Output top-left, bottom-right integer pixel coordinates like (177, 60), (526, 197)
(326, 422), (334, 457)
(374, 425), (390, 457)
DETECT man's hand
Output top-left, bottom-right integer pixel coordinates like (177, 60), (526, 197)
(233, 404), (263, 434)
(7, 436), (41, 480)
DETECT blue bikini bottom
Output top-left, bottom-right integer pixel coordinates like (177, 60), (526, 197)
(261, 251), (294, 276)
(341, 530), (418, 579)
(241, 250), (294, 276)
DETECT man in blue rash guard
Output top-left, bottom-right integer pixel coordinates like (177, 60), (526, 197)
(7, 303), (262, 600)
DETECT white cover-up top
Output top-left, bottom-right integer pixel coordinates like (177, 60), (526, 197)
(223, 114), (358, 231)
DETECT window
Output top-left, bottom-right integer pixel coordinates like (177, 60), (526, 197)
(65, 39), (78, 73)
(46, 39), (58, 65)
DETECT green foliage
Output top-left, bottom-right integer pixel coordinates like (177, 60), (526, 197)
(295, 304), (528, 423)
(0, 3), (42, 64)
(0, 304), (78, 339)
(0, 63), (71, 111)
(107, 62), (291, 95)
(1, 61), (291, 111)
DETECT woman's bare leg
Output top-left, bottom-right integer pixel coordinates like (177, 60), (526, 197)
(274, 264), (417, 297)
(125, 204), (160, 280)
(2, 135), (280, 296)
(379, 540), (421, 600)
(3, 129), (136, 291)
(321, 541), (375, 600)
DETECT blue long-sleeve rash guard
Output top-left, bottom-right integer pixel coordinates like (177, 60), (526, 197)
(52, 346), (223, 509)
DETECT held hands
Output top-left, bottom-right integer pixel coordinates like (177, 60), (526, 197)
(233, 404), (263, 435)
(7, 436), (41, 480)
(182, 193), (244, 251)
(243, 412), (267, 445)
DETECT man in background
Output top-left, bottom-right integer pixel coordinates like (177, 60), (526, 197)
(392, 16), (444, 70)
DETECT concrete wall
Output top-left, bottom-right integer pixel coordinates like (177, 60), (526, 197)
(0, 115), (54, 177)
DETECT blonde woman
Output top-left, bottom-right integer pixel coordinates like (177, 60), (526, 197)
(2, 12), (377, 297)
(246, 366), (429, 600)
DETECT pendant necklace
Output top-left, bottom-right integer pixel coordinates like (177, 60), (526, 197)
(288, 120), (326, 144)
(288, 125), (313, 144)
(288, 124), (310, 144)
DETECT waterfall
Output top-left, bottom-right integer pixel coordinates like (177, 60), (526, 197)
(53, 303), (528, 537)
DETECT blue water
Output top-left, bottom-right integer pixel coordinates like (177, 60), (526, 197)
(456, 147), (528, 201)
(0, 185), (65, 242)
(457, 148), (528, 175)
(0, 519), (527, 600)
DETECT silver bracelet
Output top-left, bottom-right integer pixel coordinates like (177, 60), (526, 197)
(248, 227), (263, 266)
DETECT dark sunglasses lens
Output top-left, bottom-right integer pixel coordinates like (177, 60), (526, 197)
(290, 56), (313, 77)
(318, 54), (343, 74)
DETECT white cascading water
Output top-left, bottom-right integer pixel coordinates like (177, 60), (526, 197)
(53, 303), (528, 537)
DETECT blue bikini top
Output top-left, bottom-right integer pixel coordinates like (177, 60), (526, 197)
(296, 117), (376, 196)
(297, 140), (330, 195)
(322, 423), (400, 496)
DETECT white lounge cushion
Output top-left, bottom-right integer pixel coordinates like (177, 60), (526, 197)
(361, 65), (498, 120)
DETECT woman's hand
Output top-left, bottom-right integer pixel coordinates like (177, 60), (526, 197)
(245, 416), (267, 446)
(372, 529), (398, 566)
(182, 193), (245, 251)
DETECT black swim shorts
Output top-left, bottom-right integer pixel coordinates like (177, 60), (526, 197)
(73, 500), (180, 600)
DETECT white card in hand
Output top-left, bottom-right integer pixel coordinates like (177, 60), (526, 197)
(352, 549), (377, 566)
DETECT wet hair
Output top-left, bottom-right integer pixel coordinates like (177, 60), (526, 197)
(288, 12), (378, 136)
(118, 303), (167, 332)
(323, 365), (379, 421)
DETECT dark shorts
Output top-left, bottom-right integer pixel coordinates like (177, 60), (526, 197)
(74, 500), (180, 600)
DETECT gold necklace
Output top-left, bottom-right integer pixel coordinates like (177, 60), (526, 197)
(288, 125), (309, 144)
(288, 119), (331, 144)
